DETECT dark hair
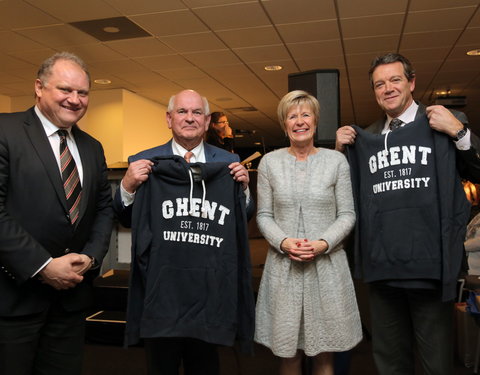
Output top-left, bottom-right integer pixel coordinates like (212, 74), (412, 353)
(368, 53), (415, 88)
(210, 112), (226, 125)
(37, 52), (90, 87)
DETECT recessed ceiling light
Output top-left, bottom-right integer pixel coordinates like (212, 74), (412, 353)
(254, 142), (262, 145)
(103, 26), (120, 33)
(94, 79), (112, 85)
(264, 65), (283, 71)
(467, 49), (480, 56)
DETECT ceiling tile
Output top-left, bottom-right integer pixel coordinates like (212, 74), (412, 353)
(104, 37), (175, 57)
(0, 0), (58, 30)
(233, 45), (290, 63)
(23, 0), (120, 22)
(287, 40), (343, 59)
(401, 30), (462, 50)
(409, 0), (480, 11)
(405, 7), (477, 33)
(216, 26), (282, 48)
(457, 27), (480, 45)
(0, 31), (46, 53)
(261, 0), (336, 23)
(337, 0), (407, 18)
(153, 66), (207, 81)
(16, 25), (98, 47)
(276, 20), (340, 43)
(193, 3), (271, 31)
(131, 10), (208, 37)
(103, 0), (187, 14)
(183, 50), (242, 67)
(160, 32), (225, 53)
(56, 43), (127, 63)
(343, 35), (398, 54)
(134, 54), (195, 70)
(341, 14), (403, 38)
(399, 46), (451, 62)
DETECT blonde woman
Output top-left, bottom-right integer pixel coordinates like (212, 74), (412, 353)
(255, 90), (362, 375)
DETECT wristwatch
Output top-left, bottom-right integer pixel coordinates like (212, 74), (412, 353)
(453, 124), (468, 141)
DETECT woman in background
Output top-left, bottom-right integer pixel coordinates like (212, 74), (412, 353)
(255, 90), (362, 375)
(206, 111), (234, 152)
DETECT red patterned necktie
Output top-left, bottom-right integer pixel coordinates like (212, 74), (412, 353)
(184, 151), (194, 163)
(58, 130), (82, 224)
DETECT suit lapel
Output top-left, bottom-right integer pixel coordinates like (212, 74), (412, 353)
(204, 143), (216, 162)
(23, 108), (69, 214)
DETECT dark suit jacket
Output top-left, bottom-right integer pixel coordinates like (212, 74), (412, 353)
(113, 139), (254, 227)
(0, 107), (113, 317)
(366, 102), (480, 183)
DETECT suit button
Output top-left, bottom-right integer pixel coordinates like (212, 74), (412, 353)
(65, 248), (70, 254)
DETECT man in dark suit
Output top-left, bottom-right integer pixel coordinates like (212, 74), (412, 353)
(335, 52), (480, 375)
(113, 89), (252, 375)
(0, 52), (113, 375)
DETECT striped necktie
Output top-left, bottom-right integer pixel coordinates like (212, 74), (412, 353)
(58, 130), (82, 224)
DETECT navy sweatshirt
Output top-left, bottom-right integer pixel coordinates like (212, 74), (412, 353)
(347, 116), (470, 301)
(125, 156), (255, 351)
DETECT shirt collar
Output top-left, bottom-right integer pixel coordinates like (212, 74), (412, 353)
(383, 101), (419, 133)
(34, 105), (72, 138)
(171, 138), (204, 161)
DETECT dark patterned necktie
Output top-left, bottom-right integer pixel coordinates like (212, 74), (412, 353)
(58, 130), (82, 224)
(389, 118), (403, 131)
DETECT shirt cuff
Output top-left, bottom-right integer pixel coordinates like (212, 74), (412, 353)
(455, 129), (472, 151)
(120, 180), (136, 207)
(32, 257), (52, 277)
(244, 186), (251, 205)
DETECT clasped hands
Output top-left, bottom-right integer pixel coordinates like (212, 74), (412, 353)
(38, 253), (93, 290)
(280, 238), (328, 262)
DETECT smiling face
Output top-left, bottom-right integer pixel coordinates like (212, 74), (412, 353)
(166, 90), (210, 150)
(35, 59), (90, 129)
(284, 104), (316, 145)
(372, 61), (415, 118)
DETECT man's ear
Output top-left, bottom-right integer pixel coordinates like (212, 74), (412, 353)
(34, 79), (43, 98)
(166, 112), (172, 129)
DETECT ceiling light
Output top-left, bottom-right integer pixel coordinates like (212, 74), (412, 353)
(103, 26), (120, 33)
(264, 65), (283, 71)
(467, 49), (480, 56)
(94, 79), (112, 85)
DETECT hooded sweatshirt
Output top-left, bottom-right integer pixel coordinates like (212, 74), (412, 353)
(125, 156), (255, 351)
(347, 115), (470, 301)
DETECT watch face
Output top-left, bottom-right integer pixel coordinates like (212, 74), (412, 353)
(456, 127), (467, 140)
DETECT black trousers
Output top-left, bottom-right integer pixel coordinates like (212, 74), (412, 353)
(145, 337), (219, 375)
(0, 302), (86, 375)
(369, 283), (454, 375)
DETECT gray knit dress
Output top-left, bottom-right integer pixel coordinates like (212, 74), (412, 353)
(254, 148), (362, 357)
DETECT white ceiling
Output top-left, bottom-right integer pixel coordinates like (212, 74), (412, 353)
(0, 0), (479, 148)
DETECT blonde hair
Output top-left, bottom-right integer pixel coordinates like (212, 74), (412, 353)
(277, 90), (320, 132)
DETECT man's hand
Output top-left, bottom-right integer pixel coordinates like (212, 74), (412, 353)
(335, 126), (357, 152)
(71, 254), (93, 276)
(39, 253), (84, 290)
(229, 162), (249, 190)
(122, 159), (153, 194)
(426, 105), (464, 138)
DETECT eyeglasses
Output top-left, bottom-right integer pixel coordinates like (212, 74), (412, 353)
(215, 121), (229, 125)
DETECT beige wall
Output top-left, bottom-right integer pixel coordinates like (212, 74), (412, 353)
(0, 95), (11, 112)
(9, 89), (171, 165)
(122, 90), (170, 160)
